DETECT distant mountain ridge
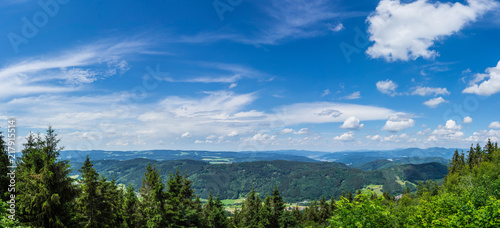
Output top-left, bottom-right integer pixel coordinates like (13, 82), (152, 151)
(60, 147), (460, 165)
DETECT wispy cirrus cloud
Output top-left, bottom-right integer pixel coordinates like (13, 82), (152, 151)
(0, 39), (150, 99)
(178, 0), (364, 45)
(160, 62), (273, 84)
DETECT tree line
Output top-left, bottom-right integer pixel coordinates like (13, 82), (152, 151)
(2, 127), (500, 227)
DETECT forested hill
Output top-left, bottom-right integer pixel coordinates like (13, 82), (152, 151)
(60, 149), (320, 163)
(69, 159), (449, 202)
(316, 147), (457, 165)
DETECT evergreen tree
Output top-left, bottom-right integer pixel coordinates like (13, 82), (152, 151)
(318, 195), (331, 223)
(122, 184), (140, 228)
(165, 169), (183, 226)
(202, 192), (227, 228)
(485, 139), (495, 162)
(0, 131), (10, 201)
(259, 195), (272, 228)
(467, 144), (476, 169)
(17, 127), (78, 227)
(450, 149), (466, 174)
(239, 189), (261, 227)
(76, 156), (109, 228)
(475, 143), (484, 165)
(139, 163), (168, 228)
(270, 186), (285, 228)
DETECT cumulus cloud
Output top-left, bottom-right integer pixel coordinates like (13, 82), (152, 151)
(340, 116), (364, 130)
(489, 121), (500, 129)
(432, 119), (464, 140)
(376, 79), (398, 96)
(463, 60), (500, 96)
(280, 128), (294, 134)
(343, 91), (361, 100)
(382, 113), (415, 132)
(328, 22), (345, 32)
(276, 102), (395, 125)
(294, 128), (310, 135)
(423, 97), (447, 108)
(333, 131), (355, 141)
(247, 133), (277, 142)
(463, 116), (473, 124)
(367, 135), (382, 140)
(181, 132), (191, 138)
(279, 128), (310, 135)
(366, 0), (498, 61)
(411, 86), (450, 96)
(466, 129), (500, 143)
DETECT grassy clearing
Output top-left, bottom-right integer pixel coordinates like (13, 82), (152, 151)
(364, 184), (383, 195)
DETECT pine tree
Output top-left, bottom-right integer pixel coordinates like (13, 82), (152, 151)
(260, 195), (272, 228)
(76, 155), (105, 227)
(17, 127), (79, 227)
(329, 196), (337, 212)
(122, 184), (140, 228)
(0, 131), (10, 201)
(305, 200), (319, 223)
(450, 149), (461, 174)
(139, 163), (168, 227)
(270, 186), (285, 228)
(475, 143), (484, 165)
(165, 169), (183, 226)
(239, 189), (261, 227)
(484, 139), (495, 162)
(318, 195), (331, 223)
(467, 144), (476, 169)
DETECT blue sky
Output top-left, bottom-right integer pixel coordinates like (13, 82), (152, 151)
(1, 0), (500, 152)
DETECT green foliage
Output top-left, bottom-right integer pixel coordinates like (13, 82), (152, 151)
(122, 184), (140, 228)
(0, 131), (11, 202)
(70, 158), (449, 202)
(16, 127), (79, 227)
(9, 127), (500, 228)
(328, 190), (392, 228)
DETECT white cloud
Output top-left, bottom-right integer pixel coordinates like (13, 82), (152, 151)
(489, 121), (500, 129)
(432, 119), (464, 140)
(328, 22), (345, 32)
(376, 79), (398, 96)
(294, 128), (310, 135)
(423, 97), (447, 108)
(382, 112), (415, 132)
(366, 0), (498, 61)
(280, 128), (295, 134)
(411, 86), (450, 96)
(227, 131), (239, 137)
(0, 40), (147, 99)
(367, 135), (382, 140)
(463, 61), (500, 96)
(340, 116), (364, 130)
(463, 116), (473, 124)
(181, 132), (193, 138)
(275, 102), (395, 125)
(333, 131), (355, 141)
(229, 83), (238, 89)
(343, 91), (361, 100)
(322, 89), (330, 97)
(248, 133), (276, 142)
(466, 129), (500, 143)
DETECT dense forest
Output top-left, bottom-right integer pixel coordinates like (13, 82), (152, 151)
(67, 158), (448, 202)
(1, 127), (500, 227)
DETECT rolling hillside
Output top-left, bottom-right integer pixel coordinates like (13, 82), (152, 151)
(69, 159), (449, 202)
